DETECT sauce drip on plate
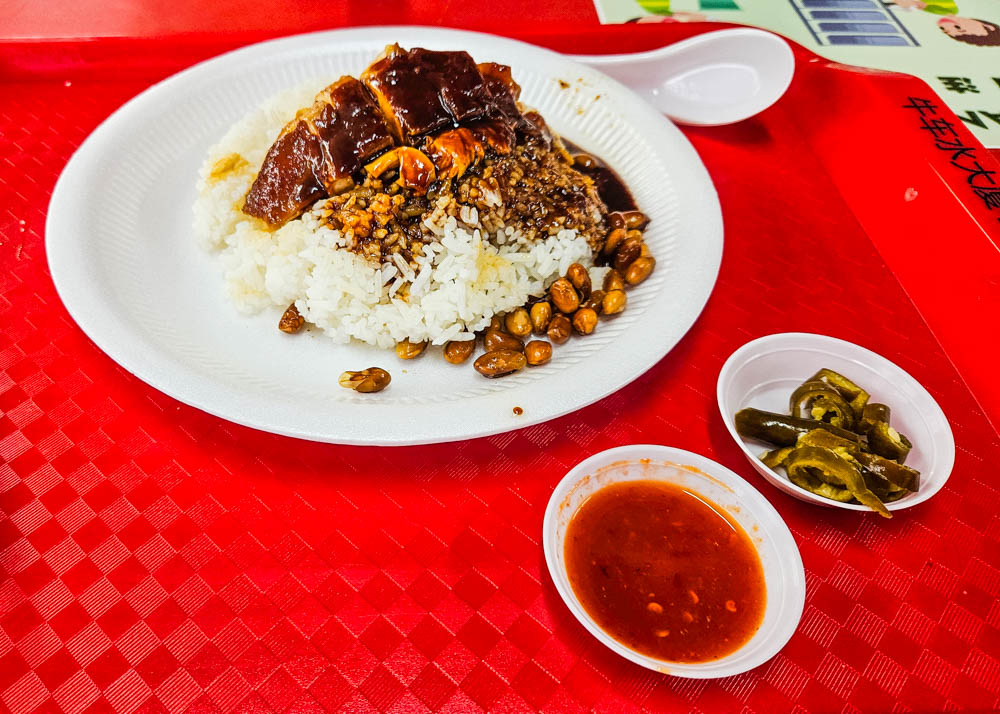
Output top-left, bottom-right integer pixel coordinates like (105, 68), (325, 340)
(561, 139), (637, 212)
(564, 480), (766, 663)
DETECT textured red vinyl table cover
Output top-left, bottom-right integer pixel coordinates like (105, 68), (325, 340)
(2, 26), (1000, 714)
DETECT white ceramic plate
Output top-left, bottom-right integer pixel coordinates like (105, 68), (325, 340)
(46, 26), (723, 445)
(717, 333), (954, 512)
(543, 445), (805, 678)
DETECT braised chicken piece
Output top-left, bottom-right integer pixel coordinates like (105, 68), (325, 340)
(243, 121), (328, 227)
(477, 62), (520, 100)
(362, 44), (494, 141)
(469, 120), (517, 153)
(426, 120), (515, 179)
(521, 110), (555, 152)
(243, 77), (396, 225)
(426, 128), (483, 180)
(311, 77), (397, 182)
(476, 62), (536, 135)
(243, 47), (537, 228)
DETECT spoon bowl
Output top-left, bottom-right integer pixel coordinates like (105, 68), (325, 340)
(574, 28), (795, 126)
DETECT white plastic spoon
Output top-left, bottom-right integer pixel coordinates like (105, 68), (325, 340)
(573, 28), (795, 126)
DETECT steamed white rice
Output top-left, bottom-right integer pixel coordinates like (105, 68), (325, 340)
(193, 84), (597, 348)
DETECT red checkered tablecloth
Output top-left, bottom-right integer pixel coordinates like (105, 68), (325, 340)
(2, 27), (1000, 714)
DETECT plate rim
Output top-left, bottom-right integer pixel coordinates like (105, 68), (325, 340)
(45, 25), (724, 446)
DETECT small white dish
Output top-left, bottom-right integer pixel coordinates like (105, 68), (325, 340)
(542, 444), (805, 678)
(717, 332), (954, 513)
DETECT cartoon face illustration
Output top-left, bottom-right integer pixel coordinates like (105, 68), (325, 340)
(938, 16), (1000, 45)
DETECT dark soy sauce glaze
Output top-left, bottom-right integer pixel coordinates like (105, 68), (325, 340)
(562, 139), (637, 212)
(564, 480), (766, 663)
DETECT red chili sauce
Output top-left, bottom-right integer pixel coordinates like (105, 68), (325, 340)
(564, 480), (766, 663)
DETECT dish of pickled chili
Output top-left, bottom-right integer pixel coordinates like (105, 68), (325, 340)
(564, 480), (766, 663)
(734, 368), (920, 518)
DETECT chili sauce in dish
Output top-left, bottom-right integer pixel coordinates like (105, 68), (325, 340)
(564, 480), (766, 663)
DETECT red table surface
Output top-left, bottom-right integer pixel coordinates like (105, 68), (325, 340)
(2, 24), (1000, 714)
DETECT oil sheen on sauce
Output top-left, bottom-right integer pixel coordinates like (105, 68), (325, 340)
(564, 480), (766, 663)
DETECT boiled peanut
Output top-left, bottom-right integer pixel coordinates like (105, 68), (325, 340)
(547, 314), (572, 344)
(443, 340), (476, 364)
(608, 212), (627, 230)
(484, 329), (523, 352)
(504, 308), (532, 337)
(603, 269), (625, 293)
(530, 301), (552, 334)
(625, 256), (656, 285)
(640, 243), (652, 258)
(602, 228), (627, 258)
(573, 308), (598, 335)
(278, 303), (305, 334)
(549, 278), (580, 314)
(621, 210), (649, 230)
(613, 234), (643, 272)
(489, 315), (504, 332)
(395, 339), (427, 359)
(581, 289), (605, 314)
(602, 290), (627, 315)
(474, 349), (527, 378)
(338, 367), (391, 393)
(566, 263), (592, 300)
(525, 340), (552, 366)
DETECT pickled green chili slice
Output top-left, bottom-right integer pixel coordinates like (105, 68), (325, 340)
(784, 446), (891, 518)
(884, 486), (909, 503)
(735, 408), (862, 447)
(796, 428), (861, 457)
(857, 403), (912, 462)
(782, 447), (855, 503)
(761, 447), (793, 469)
(858, 461), (913, 502)
(856, 452), (920, 493)
(868, 426), (912, 462)
(860, 465), (894, 500)
(810, 368), (870, 420)
(789, 380), (855, 429)
(859, 468), (903, 501)
(869, 424), (912, 463)
(787, 469), (856, 503)
(858, 403), (891, 436)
